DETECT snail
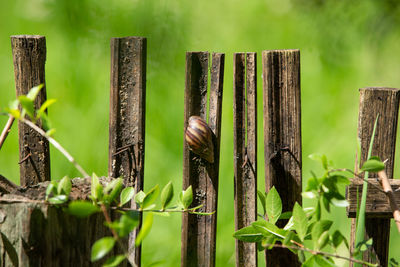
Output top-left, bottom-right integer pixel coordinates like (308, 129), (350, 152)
(185, 116), (214, 163)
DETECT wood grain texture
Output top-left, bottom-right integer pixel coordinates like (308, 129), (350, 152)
(11, 35), (50, 186)
(109, 37), (146, 267)
(181, 52), (224, 267)
(262, 49), (301, 267)
(347, 178), (400, 217)
(233, 52), (257, 267)
(349, 87), (400, 267)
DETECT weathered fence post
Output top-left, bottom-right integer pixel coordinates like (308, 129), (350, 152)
(109, 36), (147, 266)
(349, 87), (400, 267)
(233, 52), (257, 267)
(11, 35), (50, 186)
(181, 52), (224, 267)
(262, 49), (302, 266)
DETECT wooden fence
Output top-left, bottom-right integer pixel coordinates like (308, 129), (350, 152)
(0, 35), (398, 267)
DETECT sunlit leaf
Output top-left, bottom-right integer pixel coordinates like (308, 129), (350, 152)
(181, 186), (193, 210)
(142, 185), (159, 210)
(120, 187), (135, 206)
(57, 176), (71, 196)
(252, 220), (287, 239)
(18, 95), (35, 119)
(161, 181), (174, 210)
(293, 202), (307, 241)
(266, 186), (282, 225)
(26, 84), (44, 101)
(360, 159), (385, 172)
(135, 213), (153, 246)
(233, 225), (263, 242)
(37, 98), (57, 118)
(257, 190), (266, 216)
(134, 190), (146, 205)
(48, 194), (68, 204)
(91, 237), (115, 262)
(103, 255), (126, 267)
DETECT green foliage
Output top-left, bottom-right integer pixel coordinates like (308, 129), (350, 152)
(265, 186), (282, 225)
(233, 154), (383, 266)
(160, 181), (174, 210)
(68, 201), (100, 218)
(91, 237), (116, 262)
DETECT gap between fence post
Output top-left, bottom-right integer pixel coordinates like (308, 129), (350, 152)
(109, 36), (147, 267)
(233, 52), (257, 267)
(11, 35), (50, 186)
(349, 87), (400, 267)
(262, 49), (302, 267)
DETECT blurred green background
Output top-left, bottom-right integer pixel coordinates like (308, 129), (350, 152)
(1, 0), (400, 266)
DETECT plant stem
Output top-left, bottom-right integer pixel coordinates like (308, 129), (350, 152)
(0, 115), (15, 150)
(377, 170), (400, 232)
(100, 203), (138, 267)
(262, 242), (378, 267)
(20, 118), (89, 178)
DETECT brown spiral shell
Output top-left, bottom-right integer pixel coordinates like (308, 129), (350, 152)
(185, 116), (214, 163)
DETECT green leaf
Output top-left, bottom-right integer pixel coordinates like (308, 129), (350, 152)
(181, 186), (193, 210)
(68, 201), (100, 218)
(57, 176), (71, 196)
(120, 187), (135, 206)
(252, 220), (287, 239)
(45, 181), (57, 200)
(135, 213), (153, 246)
(91, 237), (115, 262)
(331, 230), (349, 249)
(302, 255), (316, 267)
(102, 254), (126, 267)
(142, 185), (159, 210)
(261, 235), (277, 249)
(316, 231), (330, 250)
(315, 199), (321, 220)
(39, 113), (52, 131)
(314, 254), (336, 267)
(302, 191), (317, 199)
(134, 191), (146, 205)
(293, 202), (308, 241)
(331, 198), (349, 208)
(48, 195), (68, 204)
(6, 108), (21, 119)
(37, 98), (57, 118)
(26, 84), (44, 101)
(265, 186), (282, 225)
(91, 173), (102, 200)
(46, 128), (56, 136)
(279, 211), (292, 220)
(306, 176), (319, 191)
(282, 231), (295, 246)
(233, 225), (264, 242)
(106, 178), (123, 204)
(18, 95), (35, 119)
(161, 181), (174, 210)
(117, 213), (139, 237)
(321, 154), (328, 170)
(257, 190), (266, 216)
(360, 159), (385, 172)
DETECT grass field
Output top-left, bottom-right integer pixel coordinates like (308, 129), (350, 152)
(1, 0), (400, 265)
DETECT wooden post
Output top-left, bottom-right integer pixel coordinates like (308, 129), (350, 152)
(181, 52), (225, 267)
(11, 35), (50, 186)
(349, 87), (400, 267)
(233, 52), (257, 267)
(262, 49), (301, 266)
(109, 36), (146, 267)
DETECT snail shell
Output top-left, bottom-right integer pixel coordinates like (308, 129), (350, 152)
(185, 116), (214, 163)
